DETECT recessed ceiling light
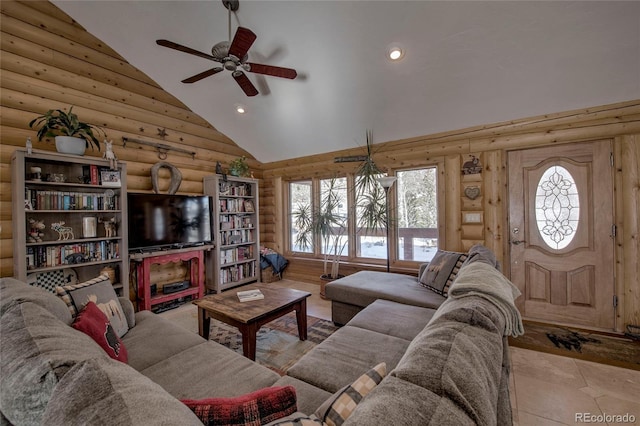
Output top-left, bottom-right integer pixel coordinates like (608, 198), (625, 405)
(387, 44), (405, 61)
(235, 104), (246, 114)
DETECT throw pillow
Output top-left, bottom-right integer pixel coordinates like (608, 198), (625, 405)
(269, 416), (325, 425)
(55, 274), (129, 337)
(315, 362), (387, 426)
(419, 250), (468, 296)
(72, 301), (128, 363)
(181, 386), (297, 426)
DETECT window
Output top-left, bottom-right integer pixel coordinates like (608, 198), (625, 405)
(535, 165), (580, 250)
(355, 174), (387, 259)
(319, 178), (349, 256)
(289, 180), (313, 253)
(396, 168), (438, 262)
(286, 164), (440, 265)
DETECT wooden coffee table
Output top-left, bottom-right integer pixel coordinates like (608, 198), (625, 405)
(193, 284), (312, 360)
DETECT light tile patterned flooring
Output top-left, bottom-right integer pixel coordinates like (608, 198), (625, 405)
(274, 279), (640, 425)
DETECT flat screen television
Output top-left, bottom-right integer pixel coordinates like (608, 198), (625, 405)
(127, 193), (213, 252)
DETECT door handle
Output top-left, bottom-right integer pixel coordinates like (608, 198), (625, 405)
(511, 240), (526, 245)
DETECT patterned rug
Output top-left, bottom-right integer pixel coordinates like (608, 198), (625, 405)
(208, 312), (338, 376)
(508, 321), (640, 371)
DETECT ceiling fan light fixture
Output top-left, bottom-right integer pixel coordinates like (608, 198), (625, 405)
(387, 44), (405, 61)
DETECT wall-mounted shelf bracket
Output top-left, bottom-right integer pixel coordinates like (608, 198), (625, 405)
(122, 137), (196, 160)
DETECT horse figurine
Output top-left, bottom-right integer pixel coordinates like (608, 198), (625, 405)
(51, 221), (74, 240)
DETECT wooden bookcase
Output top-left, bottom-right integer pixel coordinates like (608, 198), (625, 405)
(203, 174), (260, 293)
(11, 149), (128, 296)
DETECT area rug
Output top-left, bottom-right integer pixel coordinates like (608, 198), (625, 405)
(209, 313), (338, 375)
(509, 321), (640, 371)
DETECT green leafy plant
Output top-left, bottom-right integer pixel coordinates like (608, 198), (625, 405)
(229, 156), (250, 177)
(28, 106), (104, 151)
(354, 130), (387, 231)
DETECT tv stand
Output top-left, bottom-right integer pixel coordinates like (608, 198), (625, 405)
(130, 245), (213, 311)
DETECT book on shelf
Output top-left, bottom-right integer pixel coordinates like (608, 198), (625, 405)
(237, 289), (264, 302)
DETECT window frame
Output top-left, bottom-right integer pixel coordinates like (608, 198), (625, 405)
(284, 159), (444, 269)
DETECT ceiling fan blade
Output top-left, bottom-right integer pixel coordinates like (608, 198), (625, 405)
(156, 39), (219, 62)
(233, 71), (259, 96)
(245, 62), (297, 79)
(228, 27), (256, 60)
(181, 67), (224, 84)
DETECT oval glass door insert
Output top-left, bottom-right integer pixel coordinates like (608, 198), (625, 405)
(535, 165), (580, 250)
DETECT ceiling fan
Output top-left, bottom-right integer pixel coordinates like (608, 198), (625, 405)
(156, 0), (297, 96)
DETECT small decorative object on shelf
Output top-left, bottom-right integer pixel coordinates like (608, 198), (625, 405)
(237, 289), (264, 302)
(51, 221), (75, 240)
(28, 218), (45, 242)
(103, 140), (118, 169)
(228, 156), (250, 177)
(82, 216), (97, 238)
(99, 216), (118, 237)
(100, 170), (121, 187)
(462, 155), (482, 175)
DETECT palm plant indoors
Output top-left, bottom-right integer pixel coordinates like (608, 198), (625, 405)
(292, 131), (391, 295)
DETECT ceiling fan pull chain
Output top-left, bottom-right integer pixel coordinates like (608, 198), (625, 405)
(228, 7), (232, 42)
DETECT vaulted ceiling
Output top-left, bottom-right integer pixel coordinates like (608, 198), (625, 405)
(53, 1), (640, 163)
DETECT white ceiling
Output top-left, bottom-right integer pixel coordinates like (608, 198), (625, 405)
(53, 1), (640, 163)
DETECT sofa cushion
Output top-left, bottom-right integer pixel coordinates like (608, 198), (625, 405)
(141, 341), (280, 400)
(121, 310), (206, 371)
(315, 362), (386, 426)
(347, 299), (436, 341)
(41, 358), (202, 425)
(391, 297), (505, 425)
(0, 277), (72, 324)
(342, 375), (475, 426)
(418, 250), (467, 296)
(0, 302), (107, 425)
(273, 376), (333, 416)
(56, 274), (129, 337)
(287, 326), (409, 393)
(181, 386), (297, 425)
(325, 271), (445, 310)
(72, 301), (128, 363)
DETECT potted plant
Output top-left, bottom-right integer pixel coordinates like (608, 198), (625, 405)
(29, 106), (104, 155)
(228, 156), (250, 177)
(292, 178), (348, 298)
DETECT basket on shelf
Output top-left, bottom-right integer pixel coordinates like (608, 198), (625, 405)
(260, 265), (281, 283)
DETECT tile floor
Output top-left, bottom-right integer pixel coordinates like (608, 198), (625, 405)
(166, 279), (639, 425)
(273, 279), (640, 426)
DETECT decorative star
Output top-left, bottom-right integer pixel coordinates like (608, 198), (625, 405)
(139, 127), (145, 132)
(157, 128), (168, 138)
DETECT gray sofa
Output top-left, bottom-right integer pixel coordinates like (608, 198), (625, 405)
(325, 265), (444, 325)
(1, 247), (521, 425)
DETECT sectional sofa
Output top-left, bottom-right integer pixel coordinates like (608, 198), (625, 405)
(0, 245), (522, 425)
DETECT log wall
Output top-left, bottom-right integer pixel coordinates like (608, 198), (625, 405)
(260, 102), (640, 332)
(0, 0), (261, 289)
(1, 0), (638, 331)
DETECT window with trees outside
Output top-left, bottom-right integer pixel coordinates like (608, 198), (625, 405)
(396, 167), (439, 262)
(287, 165), (439, 265)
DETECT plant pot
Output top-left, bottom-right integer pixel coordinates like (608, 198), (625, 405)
(319, 274), (344, 299)
(55, 136), (86, 155)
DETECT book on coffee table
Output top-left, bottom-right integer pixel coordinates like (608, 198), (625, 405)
(237, 289), (264, 302)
